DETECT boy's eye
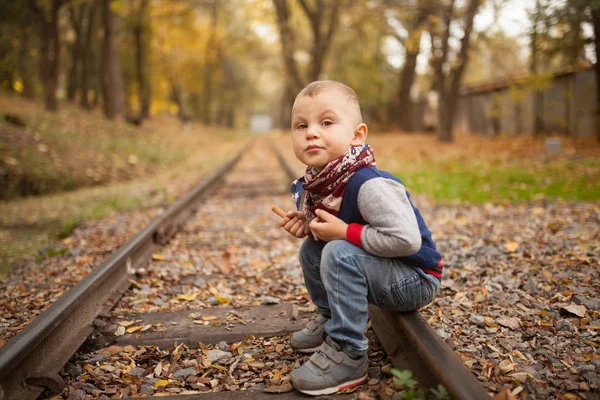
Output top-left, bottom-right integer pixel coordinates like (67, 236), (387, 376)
(297, 123), (307, 129)
(322, 120), (333, 126)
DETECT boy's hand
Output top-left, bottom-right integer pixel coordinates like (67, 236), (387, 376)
(309, 209), (348, 242)
(279, 211), (309, 238)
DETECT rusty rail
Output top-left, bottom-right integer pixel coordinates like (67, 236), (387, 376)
(0, 145), (247, 400)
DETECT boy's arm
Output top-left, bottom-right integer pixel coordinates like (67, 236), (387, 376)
(347, 178), (421, 257)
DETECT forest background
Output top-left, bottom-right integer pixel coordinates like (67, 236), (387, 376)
(0, 0), (599, 275)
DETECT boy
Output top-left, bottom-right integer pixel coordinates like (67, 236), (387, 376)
(277, 80), (443, 396)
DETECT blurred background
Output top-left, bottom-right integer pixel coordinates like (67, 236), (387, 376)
(0, 0), (599, 275)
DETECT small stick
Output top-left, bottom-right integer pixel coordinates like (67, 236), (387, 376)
(271, 204), (318, 241)
(271, 204), (287, 218)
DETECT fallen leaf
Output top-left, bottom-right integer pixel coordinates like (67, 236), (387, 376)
(126, 325), (144, 333)
(202, 315), (217, 321)
(496, 317), (520, 330)
(154, 379), (169, 388)
(561, 304), (586, 318)
(178, 293), (199, 301)
(265, 382), (294, 393)
(215, 294), (230, 304)
(494, 388), (517, 400)
(117, 320), (136, 327)
(114, 326), (126, 336)
(504, 242), (520, 252)
(152, 254), (167, 261)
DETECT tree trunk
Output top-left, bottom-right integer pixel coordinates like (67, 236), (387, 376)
(273, 0), (304, 95)
(396, 1), (429, 131)
(80, 1), (97, 109)
(299, 0), (341, 82)
(18, 27), (36, 99)
(67, 4), (84, 102)
(592, 6), (600, 141)
(531, 0), (544, 136)
(101, 0), (124, 119)
(201, 0), (220, 125)
(134, 0), (151, 119)
(432, 0), (479, 143)
(31, 0), (62, 111)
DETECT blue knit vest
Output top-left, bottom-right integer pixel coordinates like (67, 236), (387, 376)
(338, 167), (442, 273)
(291, 166), (443, 274)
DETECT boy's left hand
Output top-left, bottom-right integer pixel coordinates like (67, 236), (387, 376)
(309, 209), (348, 242)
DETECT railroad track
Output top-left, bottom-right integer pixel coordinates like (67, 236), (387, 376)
(0, 143), (491, 400)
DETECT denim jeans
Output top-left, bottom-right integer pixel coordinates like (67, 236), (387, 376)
(299, 238), (441, 356)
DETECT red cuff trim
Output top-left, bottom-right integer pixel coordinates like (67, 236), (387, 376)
(346, 224), (364, 248)
(423, 268), (442, 278)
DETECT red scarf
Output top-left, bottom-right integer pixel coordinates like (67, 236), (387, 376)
(302, 144), (375, 223)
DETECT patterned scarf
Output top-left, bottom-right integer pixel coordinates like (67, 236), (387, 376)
(300, 144), (375, 223)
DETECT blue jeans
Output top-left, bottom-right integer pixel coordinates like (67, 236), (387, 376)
(299, 238), (441, 356)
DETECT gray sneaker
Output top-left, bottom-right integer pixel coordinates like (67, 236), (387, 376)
(291, 338), (368, 396)
(291, 314), (328, 353)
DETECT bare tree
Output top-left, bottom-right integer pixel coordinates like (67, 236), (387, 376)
(80, 0), (97, 109)
(386, 0), (432, 131)
(134, 0), (151, 120)
(593, 4), (600, 141)
(101, 0), (125, 118)
(272, 0), (341, 127)
(30, 0), (65, 111)
(67, 3), (85, 102)
(18, 25), (36, 99)
(430, 0), (480, 142)
(529, 0), (545, 136)
(201, 0), (220, 125)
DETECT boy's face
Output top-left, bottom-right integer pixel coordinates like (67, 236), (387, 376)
(291, 89), (367, 170)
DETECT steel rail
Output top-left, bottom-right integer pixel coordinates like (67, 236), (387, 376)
(0, 145), (248, 400)
(272, 144), (491, 400)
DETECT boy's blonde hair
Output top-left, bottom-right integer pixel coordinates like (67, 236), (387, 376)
(295, 80), (363, 123)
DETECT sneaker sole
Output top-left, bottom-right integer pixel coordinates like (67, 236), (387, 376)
(295, 375), (367, 396)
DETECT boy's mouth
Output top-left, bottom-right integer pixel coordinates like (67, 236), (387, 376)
(306, 145), (322, 152)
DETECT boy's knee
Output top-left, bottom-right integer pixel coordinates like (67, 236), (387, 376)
(321, 240), (354, 266)
(299, 238), (322, 268)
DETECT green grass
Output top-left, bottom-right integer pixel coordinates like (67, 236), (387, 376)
(397, 159), (600, 203)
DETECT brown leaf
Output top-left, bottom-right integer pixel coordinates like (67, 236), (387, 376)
(265, 382), (294, 393)
(494, 388), (517, 400)
(504, 242), (519, 252)
(102, 345), (123, 355)
(496, 317), (520, 330)
(561, 304), (586, 318)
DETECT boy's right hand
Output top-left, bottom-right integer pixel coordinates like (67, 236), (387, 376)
(279, 211), (309, 238)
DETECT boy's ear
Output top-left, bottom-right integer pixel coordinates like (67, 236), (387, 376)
(352, 123), (368, 145)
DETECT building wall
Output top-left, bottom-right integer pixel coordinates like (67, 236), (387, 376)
(456, 68), (597, 138)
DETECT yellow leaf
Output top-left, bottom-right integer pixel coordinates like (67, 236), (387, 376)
(177, 293), (199, 301)
(154, 379), (169, 388)
(212, 365), (227, 371)
(152, 254), (167, 261)
(126, 325), (144, 333)
(504, 242), (519, 252)
(202, 315), (217, 321)
(215, 294), (230, 304)
(118, 320), (136, 327)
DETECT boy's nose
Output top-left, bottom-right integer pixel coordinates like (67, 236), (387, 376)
(306, 125), (320, 138)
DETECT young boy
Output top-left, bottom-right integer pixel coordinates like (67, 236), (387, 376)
(278, 80), (443, 396)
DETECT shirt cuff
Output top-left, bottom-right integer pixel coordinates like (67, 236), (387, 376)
(346, 223), (364, 248)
